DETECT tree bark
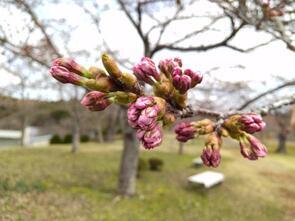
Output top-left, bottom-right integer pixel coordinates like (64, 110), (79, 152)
(71, 88), (80, 153)
(20, 114), (28, 147)
(118, 107), (139, 196)
(71, 116), (80, 154)
(276, 132), (287, 154)
(178, 142), (184, 155)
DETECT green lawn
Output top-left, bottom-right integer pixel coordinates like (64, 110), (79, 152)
(0, 137), (294, 221)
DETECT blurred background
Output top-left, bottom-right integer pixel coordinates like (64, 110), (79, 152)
(0, 0), (294, 221)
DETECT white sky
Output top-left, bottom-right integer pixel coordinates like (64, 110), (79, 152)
(0, 0), (294, 100)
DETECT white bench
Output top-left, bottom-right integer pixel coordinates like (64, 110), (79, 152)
(188, 171), (225, 188)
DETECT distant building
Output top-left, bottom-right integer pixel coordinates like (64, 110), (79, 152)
(0, 127), (52, 147)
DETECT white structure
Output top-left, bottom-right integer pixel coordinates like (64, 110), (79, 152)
(0, 127), (52, 147)
(188, 171), (225, 188)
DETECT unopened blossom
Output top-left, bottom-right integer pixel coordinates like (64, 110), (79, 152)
(158, 57), (182, 77)
(50, 66), (84, 85)
(80, 91), (111, 111)
(239, 133), (267, 160)
(174, 122), (197, 142)
(193, 119), (215, 135)
(102, 53), (122, 79)
(183, 69), (203, 88)
(239, 113), (266, 134)
(201, 133), (222, 167)
(127, 96), (164, 130)
(136, 124), (163, 149)
(172, 68), (192, 94)
(52, 58), (92, 78)
(133, 57), (160, 84)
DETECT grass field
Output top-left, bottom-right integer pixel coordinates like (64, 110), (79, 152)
(0, 136), (294, 221)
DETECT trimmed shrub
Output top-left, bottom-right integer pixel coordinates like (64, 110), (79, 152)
(148, 158), (164, 171)
(63, 134), (72, 144)
(50, 134), (63, 144)
(137, 158), (148, 178)
(80, 135), (90, 143)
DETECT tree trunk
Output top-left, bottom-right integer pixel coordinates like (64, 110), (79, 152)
(71, 88), (80, 153)
(96, 123), (104, 143)
(71, 116), (80, 153)
(118, 107), (139, 196)
(20, 114), (28, 147)
(178, 142), (184, 155)
(276, 132), (287, 154)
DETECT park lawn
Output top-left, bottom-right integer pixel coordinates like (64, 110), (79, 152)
(0, 137), (294, 221)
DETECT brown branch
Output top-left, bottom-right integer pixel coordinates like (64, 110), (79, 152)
(238, 80), (295, 110)
(17, 0), (62, 57)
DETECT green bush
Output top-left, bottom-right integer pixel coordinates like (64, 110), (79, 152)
(50, 134), (63, 144)
(137, 158), (148, 178)
(148, 158), (164, 171)
(80, 135), (90, 143)
(63, 134), (72, 144)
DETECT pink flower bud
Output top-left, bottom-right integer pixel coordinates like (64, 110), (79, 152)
(172, 68), (191, 94)
(136, 124), (163, 149)
(80, 91), (111, 111)
(134, 96), (154, 109)
(52, 58), (92, 78)
(201, 133), (222, 167)
(133, 57), (160, 84)
(50, 66), (84, 85)
(127, 96), (160, 130)
(239, 113), (266, 134)
(158, 58), (182, 77)
(137, 106), (159, 130)
(239, 134), (267, 160)
(174, 122), (197, 142)
(201, 147), (221, 168)
(184, 69), (203, 88)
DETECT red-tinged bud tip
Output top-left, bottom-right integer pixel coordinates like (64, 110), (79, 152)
(80, 91), (111, 111)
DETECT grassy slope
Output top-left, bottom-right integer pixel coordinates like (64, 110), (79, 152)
(0, 137), (294, 221)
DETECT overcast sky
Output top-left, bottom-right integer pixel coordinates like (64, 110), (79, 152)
(0, 0), (294, 101)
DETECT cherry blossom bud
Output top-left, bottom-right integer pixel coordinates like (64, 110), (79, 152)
(192, 119), (215, 135)
(201, 133), (222, 167)
(174, 122), (197, 142)
(172, 68), (191, 94)
(108, 92), (137, 105)
(81, 91), (111, 111)
(239, 133), (267, 160)
(127, 96), (162, 130)
(84, 77), (116, 92)
(133, 57), (160, 84)
(137, 107), (159, 130)
(201, 147), (221, 168)
(239, 113), (266, 134)
(102, 53), (122, 79)
(52, 58), (92, 78)
(171, 90), (187, 109)
(158, 58), (182, 77)
(134, 96), (154, 109)
(184, 69), (203, 88)
(162, 113), (176, 126)
(153, 75), (173, 99)
(88, 67), (108, 79)
(50, 66), (85, 86)
(136, 124), (163, 149)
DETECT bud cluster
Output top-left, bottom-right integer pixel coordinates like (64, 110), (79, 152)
(50, 54), (268, 168)
(133, 56), (203, 109)
(174, 113), (267, 167)
(128, 96), (166, 149)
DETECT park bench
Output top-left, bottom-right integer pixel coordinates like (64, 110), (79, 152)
(188, 171), (224, 188)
